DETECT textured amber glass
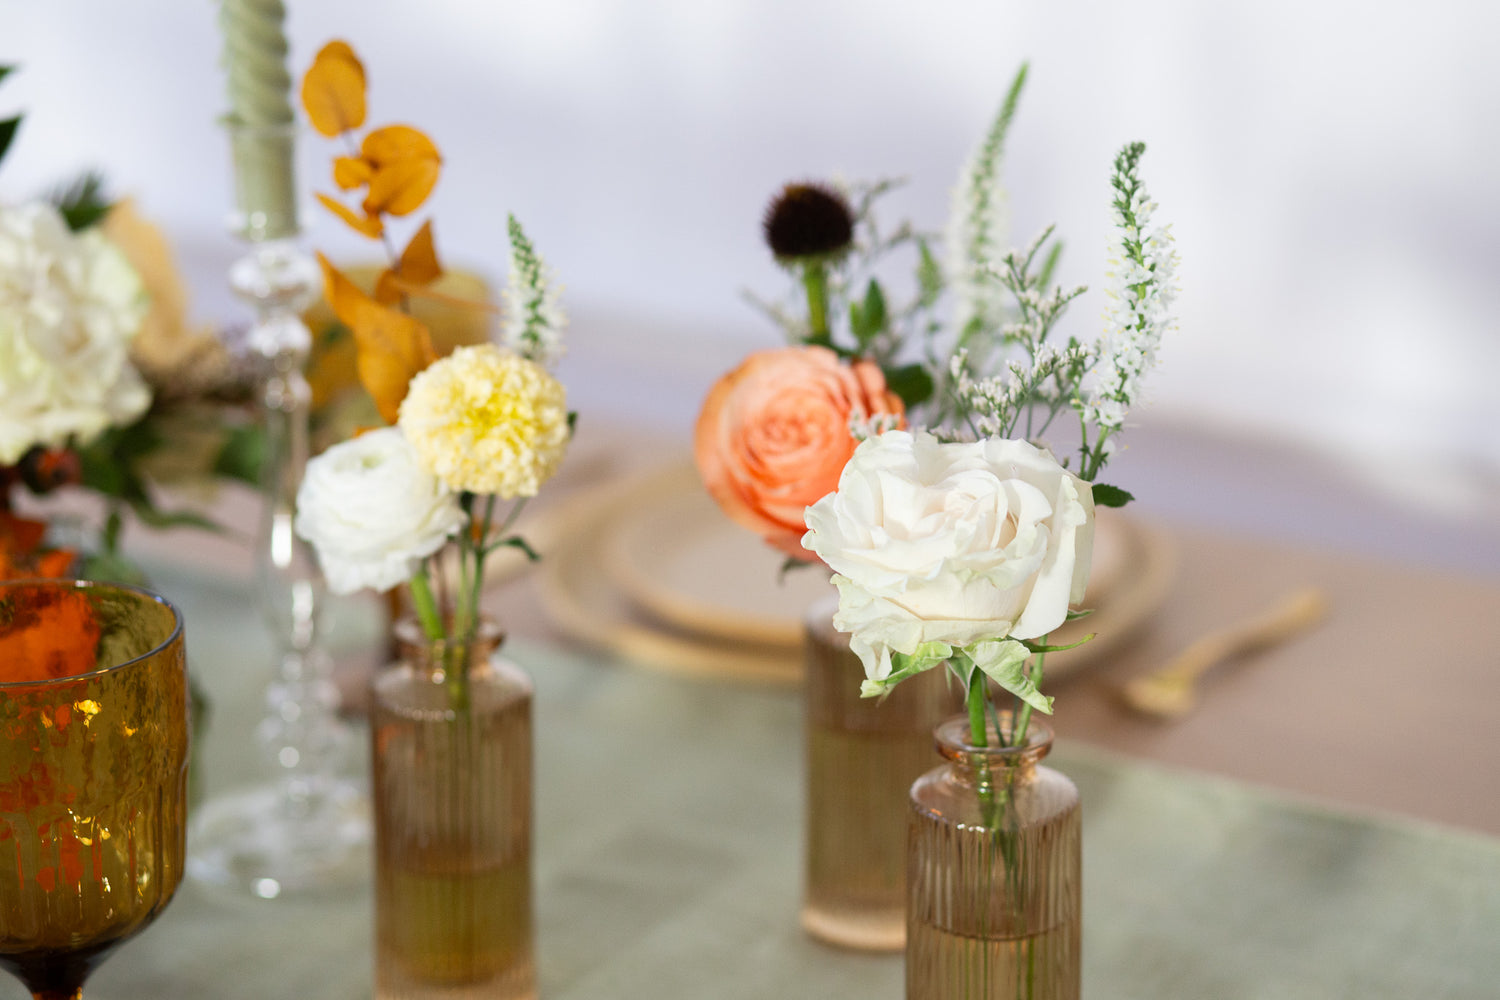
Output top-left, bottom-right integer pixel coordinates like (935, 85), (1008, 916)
(908, 716), (1080, 1000)
(0, 581), (188, 1000)
(372, 619), (534, 1000)
(802, 599), (962, 951)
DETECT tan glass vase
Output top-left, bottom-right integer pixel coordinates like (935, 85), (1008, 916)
(371, 619), (534, 1000)
(802, 597), (962, 951)
(907, 716), (1081, 1000)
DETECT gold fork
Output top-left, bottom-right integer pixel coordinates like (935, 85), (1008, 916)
(1120, 587), (1329, 721)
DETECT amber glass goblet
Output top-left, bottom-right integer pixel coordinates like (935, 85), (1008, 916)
(0, 580), (188, 1000)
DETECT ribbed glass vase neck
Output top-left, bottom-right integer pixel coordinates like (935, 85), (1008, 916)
(392, 617), (506, 674)
(934, 714), (1053, 776)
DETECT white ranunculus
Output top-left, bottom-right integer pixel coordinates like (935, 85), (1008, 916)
(0, 201), (151, 464)
(802, 429), (1095, 686)
(294, 428), (467, 595)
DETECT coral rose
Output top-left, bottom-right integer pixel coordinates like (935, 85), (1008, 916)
(695, 346), (904, 560)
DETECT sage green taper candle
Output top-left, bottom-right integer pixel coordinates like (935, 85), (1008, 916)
(219, 0), (299, 240)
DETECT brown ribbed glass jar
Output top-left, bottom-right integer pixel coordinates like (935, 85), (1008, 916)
(802, 596), (962, 951)
(907, 716), (1080, 1000)
(371, 619), (534, 1000)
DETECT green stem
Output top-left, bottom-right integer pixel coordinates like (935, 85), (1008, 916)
(966, 668), (989, 749)
(408, 567), (444, 642)
(801, 260), (831, 346)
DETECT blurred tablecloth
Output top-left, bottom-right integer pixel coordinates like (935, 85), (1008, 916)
(50, 559), (1499, 1000)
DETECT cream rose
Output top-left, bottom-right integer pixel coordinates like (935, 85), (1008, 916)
(0, 201), (150, 464)
(294, 427), (467, 594)
(802, 430), (1094, 688)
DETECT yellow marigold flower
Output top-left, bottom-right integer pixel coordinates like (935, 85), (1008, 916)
(398, 344), (569, 497)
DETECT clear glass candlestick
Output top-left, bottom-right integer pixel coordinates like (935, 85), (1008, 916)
(188, 136), (370, 896)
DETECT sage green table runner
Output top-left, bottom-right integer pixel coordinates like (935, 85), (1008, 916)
(61, 564), (1500, 999)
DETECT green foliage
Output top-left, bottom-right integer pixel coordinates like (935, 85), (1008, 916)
(969, 638), (1053, 714)
(76, 424), (227, 539)
(883, 363), (935, 409)
(0, 65), (16, 170)
(1091, 483), (1134, 508)
(493, 535), (540, 562)
(848, 279), (888, 350)
(0, 116), (19, 169)
(211, 423), (266, 487)
(49, 171), (113, 231)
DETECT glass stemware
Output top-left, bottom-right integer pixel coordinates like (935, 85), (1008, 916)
(0, 580), (188, 1000)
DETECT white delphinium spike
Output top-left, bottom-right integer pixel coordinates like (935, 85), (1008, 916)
(501, 214), (566, 368)
(1085, 143), (1177, 442)
(946, 64), (1027, 342)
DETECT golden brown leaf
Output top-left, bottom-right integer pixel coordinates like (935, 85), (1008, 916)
(383, 274), (499, 313)
(360, 125), (440, 166)
(332, 156), (374, 191)
(318, 254), (436, 423)
(397, 220), (442, 285)
(301, 41), (367, 138)
(373, 268), (403, 307)
(362, 158), (441, 217)
(316, 193), (384, 238)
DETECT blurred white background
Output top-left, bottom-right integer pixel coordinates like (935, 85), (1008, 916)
(4, 1), (1498, 527)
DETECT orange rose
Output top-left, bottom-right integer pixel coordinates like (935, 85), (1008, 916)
(695, 346), (904, 561)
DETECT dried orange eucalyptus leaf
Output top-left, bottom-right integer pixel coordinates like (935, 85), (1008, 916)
(397, 220), (442, 285)
(332, 156), (374, 191)
(318, 254), (437, 423)
(316, 192), (384, 238)
(362, 158), (441, 217)
(301, 41), (367, 137)
(360, 125), (440, 166)
(384, 275), (499, 313)
(373, 268), (403, 306)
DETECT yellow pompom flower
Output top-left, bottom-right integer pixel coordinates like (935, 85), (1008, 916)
(398, 343), (569, 497)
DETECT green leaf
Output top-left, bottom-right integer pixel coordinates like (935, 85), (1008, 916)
(0, 66), (15, 86)
(1092, 483), (1134, 508)
(883, 363), (934, 408)
(849, 279), (888, 350)
(126, 502), (225, 535)
(969, 638), (1053, 714)
(1019, 633), (1095, 654)
(0, 116), (20, 168)
(495, 535), (540, 562)
(860, 641), (953, 698)
(49, 170), (112, 231)
(1064, 607), (1094, 621)
(211, 424), (266, 487)
(777, 555), (819, 583)
(1037, 238), (1064, 290)
(916, 238), (943, 306)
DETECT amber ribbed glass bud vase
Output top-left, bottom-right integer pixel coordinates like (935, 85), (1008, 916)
(802, 597), (962, 951)
(371, 619), (534, 1000)
(907, 715), (1080, 1000)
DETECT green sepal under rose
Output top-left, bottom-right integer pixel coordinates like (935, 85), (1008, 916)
(965, 639), (1053, 715)
(859, 641), (955, 698)
(860, 636), (1053, 716)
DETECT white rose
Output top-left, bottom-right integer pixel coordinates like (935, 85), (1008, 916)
(802, 429), (1094, 687)
(0, 201), (151, 464)
(294, 428), (467, 595)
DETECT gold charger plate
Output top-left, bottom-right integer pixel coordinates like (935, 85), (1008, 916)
(536, 460), (1176, 685)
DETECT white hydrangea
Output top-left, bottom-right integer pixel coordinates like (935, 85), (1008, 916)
(0, 201), (150, 464)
